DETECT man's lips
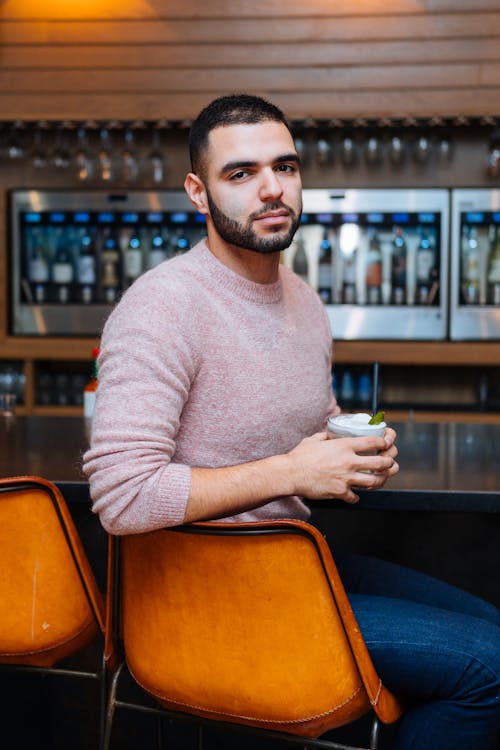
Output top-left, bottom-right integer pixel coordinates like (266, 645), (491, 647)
(253, 210), (290, 226)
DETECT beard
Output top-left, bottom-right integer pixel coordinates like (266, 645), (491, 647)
(205, 190), (302, 254)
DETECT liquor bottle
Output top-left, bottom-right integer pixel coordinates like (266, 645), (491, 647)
(76, 228), (97, 303)
(339, 223), (359, 304)
(391, 226), (407, 305)
(415, 230), (436, 305)
(365, 230), (383, 305)
(28, 230), (49, 303)
(292, 232), (309, 283)
(100, 228), (121, 304)
(83, 347), (100, 419)
(51, 233), (74, 303)
(342, 252), (357, 304)
(461, 225), (480, 305)
(147, 227), (168, 269)
(487, 226), (500, 305)
(124, 230), (143, 286)
(317, 228), (332, 303)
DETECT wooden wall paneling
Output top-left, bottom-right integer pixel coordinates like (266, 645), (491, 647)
(3, 63), (500, 94)
(4, 13), (500, 44)
(3, 39), (500, 69)
(2, 90), (499, 121)
(1, 2), (500, 122)
(3, 0), (500, 19)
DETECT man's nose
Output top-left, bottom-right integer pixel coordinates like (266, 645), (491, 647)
(259, 168), (283, 201)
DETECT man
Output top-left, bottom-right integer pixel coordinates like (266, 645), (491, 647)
(84, 94), (499, 749)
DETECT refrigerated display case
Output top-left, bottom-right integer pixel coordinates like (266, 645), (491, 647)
(450, 189), (500, 340)
(9, 190), (205, 336)
(284, 189), (449, 340)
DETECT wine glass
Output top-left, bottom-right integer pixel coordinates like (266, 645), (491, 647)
(121, 123), (141, 183)
(364, 132), (382, 166)
(31, 122), (49, 169)
(146, 122), (167, 185)
(315, 130), (334, 168)
(5, 120), (26, 160)
(52, 121), (72, 169)
(75, 125), (95, 182)
(388, 132), (405, 167)
(98, 125), (115, 182)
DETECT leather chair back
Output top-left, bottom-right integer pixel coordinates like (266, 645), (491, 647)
(113, 519), (401, 739)
(0, 476), (104, 667)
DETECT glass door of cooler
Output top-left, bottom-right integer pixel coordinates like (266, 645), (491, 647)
(10, 190), (205, 336)
(283, 189), (449, 340)
(450, 189), (500, 340)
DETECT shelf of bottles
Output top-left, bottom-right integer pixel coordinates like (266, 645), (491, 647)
(283, 189), (449, 340)
(335, 363), (500, 415)
(450, 189), (500, 340)
(10, 191), (206, 336)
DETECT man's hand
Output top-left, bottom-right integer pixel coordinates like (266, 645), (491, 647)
(285, 428), (399, 505)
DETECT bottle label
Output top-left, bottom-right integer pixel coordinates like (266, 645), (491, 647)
(29, 258), (49, 283)
(52, 262), (73, 284)
(416, 249), (434, 282)
(78, 255), (96, 284)
(125, 249), (143, 279)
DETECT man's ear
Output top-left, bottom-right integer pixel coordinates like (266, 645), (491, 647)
(184, 173), (209, 215)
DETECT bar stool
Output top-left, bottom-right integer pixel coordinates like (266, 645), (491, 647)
(103, 518), (403, 749)
(0, 476), (106, 747)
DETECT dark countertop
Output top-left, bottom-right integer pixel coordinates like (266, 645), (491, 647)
(0, 415), (499, 511)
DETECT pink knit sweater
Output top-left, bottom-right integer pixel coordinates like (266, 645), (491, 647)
(83, 240), (339, 534)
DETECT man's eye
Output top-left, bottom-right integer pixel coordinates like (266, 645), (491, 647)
(276, 164), (295, 173)
(230, 170), (249, 180)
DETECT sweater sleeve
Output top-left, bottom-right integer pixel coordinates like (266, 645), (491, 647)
(83, 307), (197, 534)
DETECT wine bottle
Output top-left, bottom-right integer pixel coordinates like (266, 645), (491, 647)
(391, 226), (407, 305)
(461, 225), (480, 305)
(365, 230), (383, 305)
(76, 228), (97, 303)
(415, 230), (436, 305)
(51, 232), (74, 304)
(124, 230), (143, 286)
(292, 233), (309, 283)
(28, 230), (49, 303)
(100, 229), (121, 304)
(487, 226), (500, 305)
(317, 228), (332, 303)
(147, 227), (168, 269)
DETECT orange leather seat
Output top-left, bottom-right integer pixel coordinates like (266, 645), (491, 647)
(0, 476), (106, 745)
(104, 519), (402, 749)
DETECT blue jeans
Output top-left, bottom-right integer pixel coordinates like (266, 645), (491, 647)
(335, 554), (500, 750)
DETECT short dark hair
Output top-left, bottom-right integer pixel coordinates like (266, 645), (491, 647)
(189, 94), (292, 178)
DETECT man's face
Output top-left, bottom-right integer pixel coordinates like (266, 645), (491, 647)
(201, 121), (303, 254)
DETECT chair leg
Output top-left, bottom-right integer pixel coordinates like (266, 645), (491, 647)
(197, 724), (204, 750)
(98, 656), (108, 750)
(155, 714), (164, 750)
(102, 662), (124, 750)
(370, 716), (380, 750)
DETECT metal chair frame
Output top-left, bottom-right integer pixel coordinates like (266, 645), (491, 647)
(103, 523), (389, 750)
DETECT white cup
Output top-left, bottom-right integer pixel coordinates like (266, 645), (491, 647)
(327, 413), (386, 455)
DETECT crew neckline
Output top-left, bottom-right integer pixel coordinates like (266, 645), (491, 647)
(197, 240), (283, 304)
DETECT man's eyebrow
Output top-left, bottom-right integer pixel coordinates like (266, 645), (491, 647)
(220, 153), (300, 175)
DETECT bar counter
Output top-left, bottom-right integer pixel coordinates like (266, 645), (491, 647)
(1, 416), (498, 511)
(1, 415), (498, 607)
